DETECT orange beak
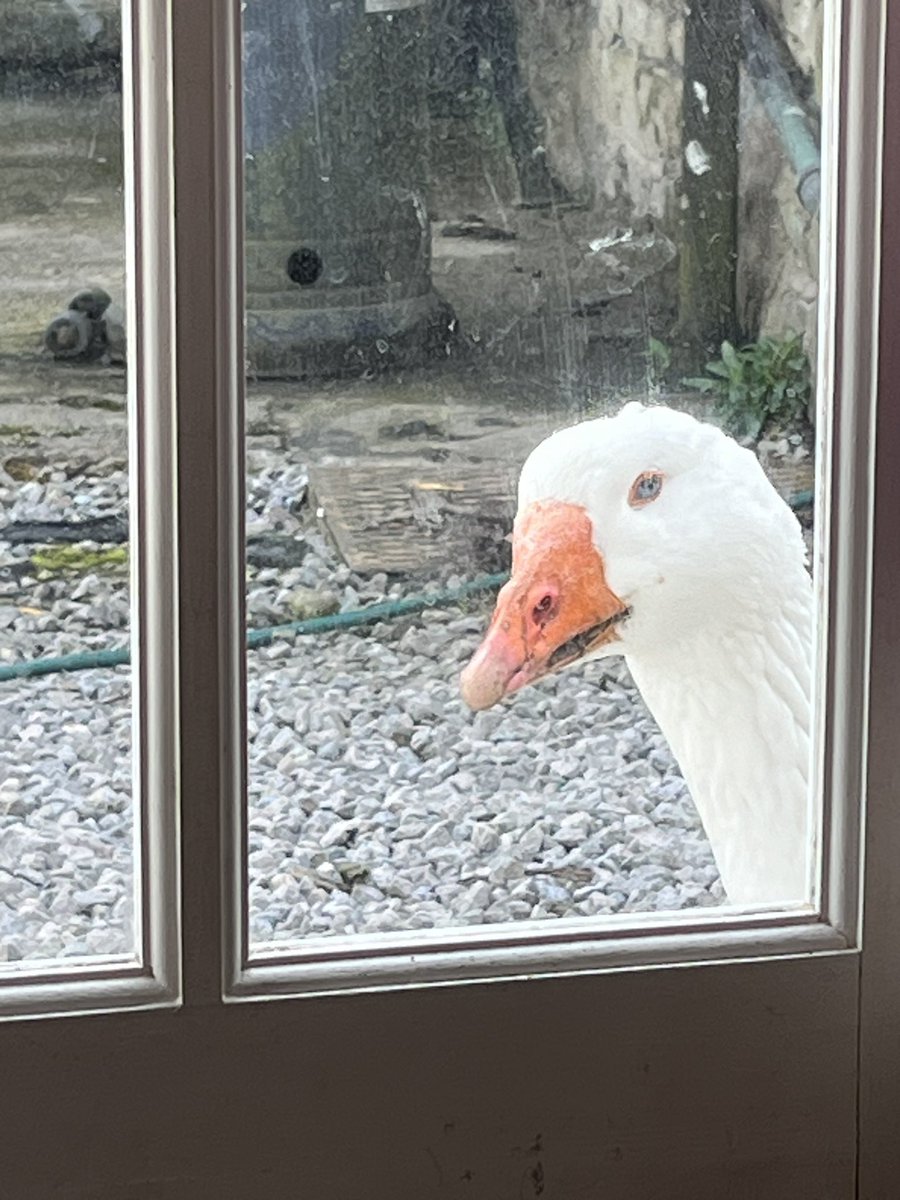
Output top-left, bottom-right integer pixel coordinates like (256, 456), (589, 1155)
(460, 500), (629, 710)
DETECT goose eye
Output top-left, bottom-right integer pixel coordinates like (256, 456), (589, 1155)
(629, 471), (664, 507)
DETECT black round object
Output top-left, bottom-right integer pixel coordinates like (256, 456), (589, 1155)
(286, 247), (323, 286)
(68, 287), (112, 320)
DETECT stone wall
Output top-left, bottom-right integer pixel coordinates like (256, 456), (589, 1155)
(516, 0), (684, 221)
(0, 0), (120, 69)
(737, 72), (820, 353)
(737, 0), (822, 355)
(772, 0), (824, 83)
(515, 0), (822, 353)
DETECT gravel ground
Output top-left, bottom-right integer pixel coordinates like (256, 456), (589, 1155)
(0, 455), (723, 965)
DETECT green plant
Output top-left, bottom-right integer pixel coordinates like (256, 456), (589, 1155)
(646, 336), (671, 384)
(647, 336), (671, 372)
(683, 333), (811, 438)
(637, 336), (673, 398)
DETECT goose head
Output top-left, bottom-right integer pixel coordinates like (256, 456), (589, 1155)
(461, 402), (808, 710)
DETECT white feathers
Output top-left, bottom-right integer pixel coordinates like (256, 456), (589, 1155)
(523, 404), (814, 906)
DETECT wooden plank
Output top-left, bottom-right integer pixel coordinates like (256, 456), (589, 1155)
(308, 457), (517, 573)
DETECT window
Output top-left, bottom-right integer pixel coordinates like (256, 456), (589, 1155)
(1, 3), (898, 1196)
(238, 0), (834, 980)
(0, 0), (135, 968)
(0, 0), (177, 1017)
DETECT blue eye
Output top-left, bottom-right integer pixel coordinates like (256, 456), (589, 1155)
(629, 471), (664, 507)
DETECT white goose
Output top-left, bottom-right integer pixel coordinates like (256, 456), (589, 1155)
(460, 402), (813, 907)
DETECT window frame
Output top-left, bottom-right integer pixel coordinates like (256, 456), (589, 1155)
(199, 0), (876, 1000)
(0, 0), (884, 1020)
(0, 0), (181, 1021)
(4, 0), (900, 1190)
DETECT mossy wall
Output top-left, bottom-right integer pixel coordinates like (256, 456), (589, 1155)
(512, 0), (821, 350)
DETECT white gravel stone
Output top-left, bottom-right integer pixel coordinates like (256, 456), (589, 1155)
(0, 455), (724, 963)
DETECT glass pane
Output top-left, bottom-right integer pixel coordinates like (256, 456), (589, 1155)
(242, 0), (822, 950)
(0, 3), (135, 965)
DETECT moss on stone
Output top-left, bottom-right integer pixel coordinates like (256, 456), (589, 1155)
(31, 545), (128, 576)
(0, 424), (39, 437)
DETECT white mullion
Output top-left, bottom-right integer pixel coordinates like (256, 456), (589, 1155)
(214, 0), (251, 1003)
(814, 0), (885, 946)
(129, 0), (181, 1011)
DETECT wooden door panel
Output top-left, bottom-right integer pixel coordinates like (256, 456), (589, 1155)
(0, 954), (857, 1199)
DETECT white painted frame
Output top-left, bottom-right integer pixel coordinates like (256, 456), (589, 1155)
(216, 0), (880, 1001)
(3, 0), (900, 1194)
(0, 0), (181, 1020)
(0, 0), (882, 1037)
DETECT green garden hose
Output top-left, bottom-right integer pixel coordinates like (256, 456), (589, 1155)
(0, 572), (508, 683)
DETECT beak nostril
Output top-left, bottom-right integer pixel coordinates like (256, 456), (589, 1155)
(532, 592), (558, 627)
